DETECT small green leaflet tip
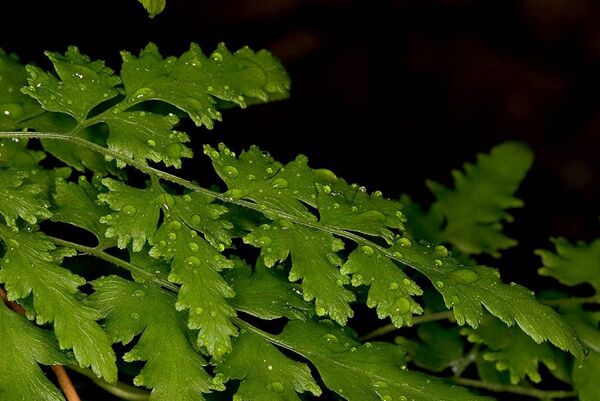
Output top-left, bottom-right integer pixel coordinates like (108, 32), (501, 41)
(138, 0), (166, 18)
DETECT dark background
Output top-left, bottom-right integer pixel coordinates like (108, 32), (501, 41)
(1, 0), (599, 399)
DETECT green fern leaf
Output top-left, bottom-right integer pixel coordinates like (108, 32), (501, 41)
(216, 331), (322, 400)
(150, 214), (237, 358)
(341, 246), (423, 327)
(138, 0), (166, 17)
(425, 141), (533, 256)
(99, 178), (238, 356)
(397, 322), (464, 372)
(244, 219), (355, 325)
(0, 302), (72, 401)
(120, 43), (290, 128)
(98, 178), (162, 251)
(0, 49), (46, 130)
(225, 258), (312, 321)
(0, 227), (117, 380)
(461, 314), (565, 384)
(275, 319), (491, 401)
(89, 276), (222, 400)
(23, 47), (121, 122)
(537, 237), (600, 293)
(394, 236), (583, 358)
(51, 176), (116, 249)
(0, 169), (51, 228)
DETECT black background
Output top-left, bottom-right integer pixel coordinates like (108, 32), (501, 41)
(1, 0), (599, 399)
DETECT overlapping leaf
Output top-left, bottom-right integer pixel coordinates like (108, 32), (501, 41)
(121, 43), (290, 128)
(274, 320), (491, 401)
(341, 246), (422, 327)
(393, 235), (583, 359)
(244, 219), (355, 325)
(0, 226), (117, 380)
(397, 322), (464, 372)
(51, 176), (116, 249)
(19, 43), (289, 170)
(99, 179), (237, 356)
(0, 302), (72, 401)
(224, 258), (312, 321)
(150, 214), (237, 358)
(89, 276), (221, 400)
(0, 169), (51, 229)
(461, 314), (566, 384)
(216, 330), (321, 400)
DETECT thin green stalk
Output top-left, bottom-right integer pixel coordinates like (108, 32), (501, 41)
(67, 365), (150, 401)
(542, 295), (600, 306)
(452, 377), (577, 399)
(46, 236), (179, 292)
(0, 130), (450, 285)
(359, 311), (454, 341)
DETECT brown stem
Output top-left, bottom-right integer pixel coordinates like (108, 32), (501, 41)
(1, 287), (82, 401)
(51, 366), (82, 401)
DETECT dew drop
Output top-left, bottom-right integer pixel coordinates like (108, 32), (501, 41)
(167, 220), (182, 231)
(434, 245), (449, 257)
(269, 382), (284, 393)
(271, 177), (289, 189)
(223, 165), (239, 178)
(389, 282), (399, 290)
(450, 269), (479, 284)
(360, 245), (375, 256)
(246, 174), (256, 181)
(259, 236), (272, 246)
(211, 52), (223, 62)
(394, 298), (411, 314)
(1, 102), (24, 119)
(132, 289), (146, 298)
(122, 204), (137, 215)
(373, 381), (388, 389)
(130, 312), (140, 320)
(188, 242), (199, 252)
(131, 87), (156, 99)
(316, 307), (327, 316)
(191, 214), (202, 225)
(147, 139), (156, 147)
(166, 143), (182, 158)
(398, 237), (412, 247)
(434, 259), (443, 267)
(322, 333), (339, 343)
(184, 256), (202, 268)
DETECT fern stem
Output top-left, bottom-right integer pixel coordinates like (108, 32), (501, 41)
(452, 377), (576, 399)
(45, 236), (179, 292)
(67, 366), (150, 401)
(51, 366), (82, 401)
(359, 293), (598, 342)
(0, 131), (448, 290)
(359, 311), (454, 341)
